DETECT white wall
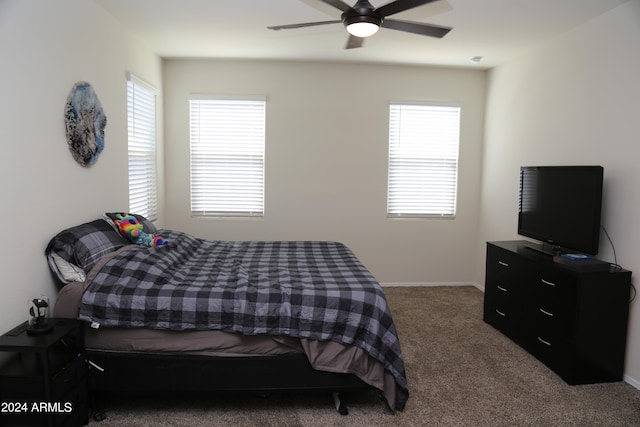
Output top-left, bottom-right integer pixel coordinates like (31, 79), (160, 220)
(479, 0), (640, 387)
(163, 59), (486, 284)
(0, 0), (162, 334)
(2, 0), (636, 391)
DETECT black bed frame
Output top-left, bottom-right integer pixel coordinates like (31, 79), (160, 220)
(86, 349), (376, 419)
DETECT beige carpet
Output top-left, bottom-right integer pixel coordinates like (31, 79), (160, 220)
(89, 286), (640, 426)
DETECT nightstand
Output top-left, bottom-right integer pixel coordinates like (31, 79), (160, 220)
(0, 318), (88, 426)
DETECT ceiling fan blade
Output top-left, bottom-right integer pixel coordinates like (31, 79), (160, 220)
(376, 0), (438, 18)
(268, 20), (342, 31)
(345, 35), (364, 49)
(319, 0), (353, 12)
(382, 19), (451, 38)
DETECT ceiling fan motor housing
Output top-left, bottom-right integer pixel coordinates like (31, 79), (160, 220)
(342, 0), (383, 28)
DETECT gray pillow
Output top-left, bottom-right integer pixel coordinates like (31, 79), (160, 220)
(45, 219), (129, 283)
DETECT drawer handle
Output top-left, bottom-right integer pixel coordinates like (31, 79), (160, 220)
(539, 308), (554, 317)
(537, 336), (552, 346)
(495, 309), (506, 317)
(498, 261), (509, 267)
(541, 279), (556, 287)
(497, 285), (508, 292)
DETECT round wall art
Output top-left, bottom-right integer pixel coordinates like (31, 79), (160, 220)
(64, 81), (107, 167)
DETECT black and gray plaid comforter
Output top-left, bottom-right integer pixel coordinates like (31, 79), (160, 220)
(78, 230), (408, 409)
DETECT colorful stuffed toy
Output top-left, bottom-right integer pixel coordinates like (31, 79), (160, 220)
(114, 213), (168, 247)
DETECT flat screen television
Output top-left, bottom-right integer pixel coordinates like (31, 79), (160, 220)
(518, 166), (604, 255)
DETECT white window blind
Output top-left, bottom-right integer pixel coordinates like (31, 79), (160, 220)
(387, 103), (461, 218)
(127, 74), (158, 221)
(189, 97), (265, 217)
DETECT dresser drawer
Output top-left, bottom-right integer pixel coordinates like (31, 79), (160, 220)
(530, 324), (574, 382)
(486, 247), (524, 279)
(484, 299), (518, 336)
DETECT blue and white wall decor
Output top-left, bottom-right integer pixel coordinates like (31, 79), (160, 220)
(64, 81), (107, 167)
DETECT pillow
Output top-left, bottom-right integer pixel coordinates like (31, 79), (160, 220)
(45, 219), (129, 284)
(104, 212), (158, 234)
(48, 252), (86, 284)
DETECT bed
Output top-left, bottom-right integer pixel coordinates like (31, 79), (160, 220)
(46, 215), (409, 415)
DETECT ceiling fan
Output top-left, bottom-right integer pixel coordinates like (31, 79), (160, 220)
(268, 0), (452, 49)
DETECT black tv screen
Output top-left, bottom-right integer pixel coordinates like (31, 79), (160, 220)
(518, 166), (604, 255)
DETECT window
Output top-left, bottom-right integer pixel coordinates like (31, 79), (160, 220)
(387, 103), (461, 218)
(189, 97), (265, 217)
(127, 74), (158, 220)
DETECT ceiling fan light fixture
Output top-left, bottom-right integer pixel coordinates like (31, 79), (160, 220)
(346, 21), (380, 38)
(343, 8), (382, 38)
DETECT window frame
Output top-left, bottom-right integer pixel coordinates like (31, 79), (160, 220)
(387, 102), (461, 219)
(127, 73), (158, 221)
(189, 95), (266, 218)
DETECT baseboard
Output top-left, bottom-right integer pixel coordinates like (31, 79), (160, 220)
(624, 374), (640, 391)
(381, 282), (483, 291)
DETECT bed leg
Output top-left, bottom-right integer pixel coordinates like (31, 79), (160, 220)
(88, 389), (107, 422)
(88, 359), (108, 422)
(92, 410), (107, 422)
(332, 392), (349, 415)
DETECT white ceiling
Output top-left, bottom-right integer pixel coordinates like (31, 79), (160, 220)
(95, 0), (629, 69)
